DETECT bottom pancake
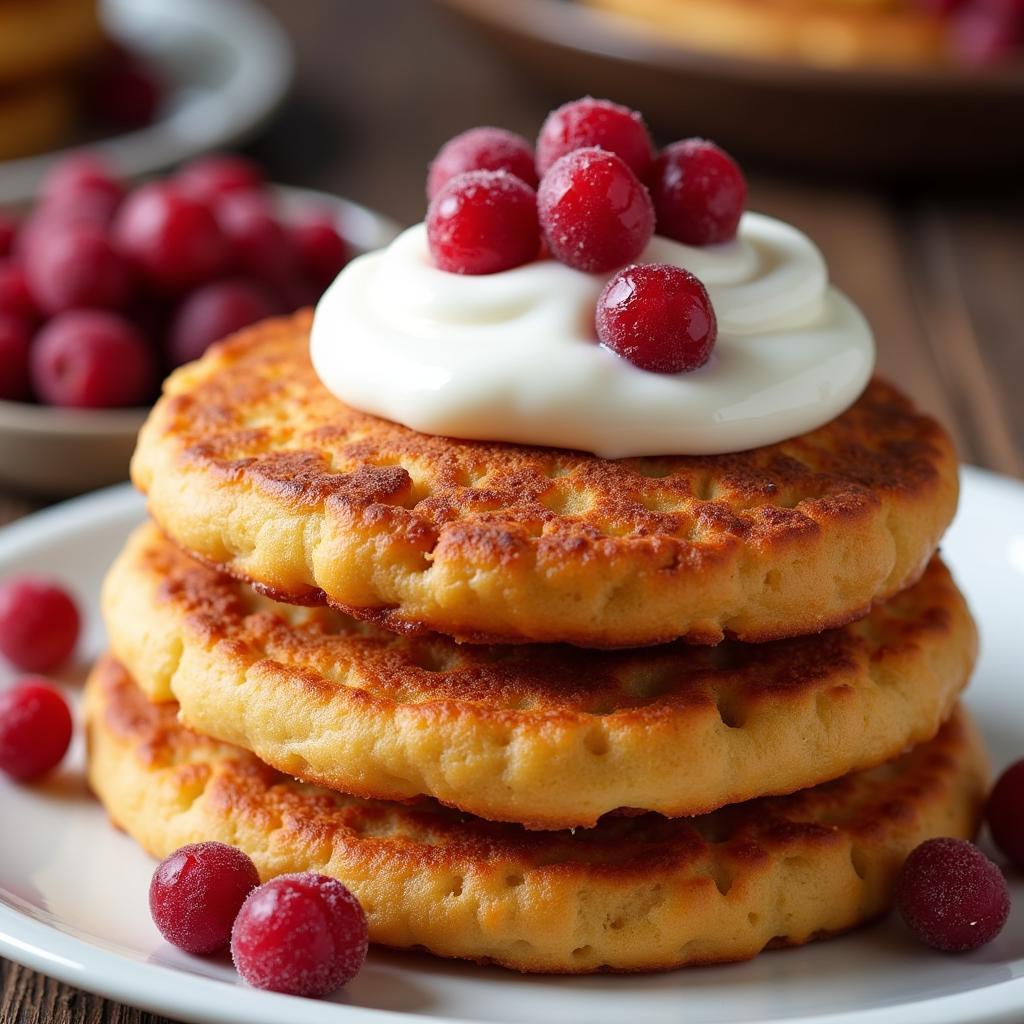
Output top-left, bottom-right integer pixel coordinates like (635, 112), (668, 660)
(85, 656), (988, 975)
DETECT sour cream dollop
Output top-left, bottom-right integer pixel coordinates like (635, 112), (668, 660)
(310, 212), (875, 458)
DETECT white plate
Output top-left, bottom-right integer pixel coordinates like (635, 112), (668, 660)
(0, 0), (293, 207)
(0, 466), (1022, 1024)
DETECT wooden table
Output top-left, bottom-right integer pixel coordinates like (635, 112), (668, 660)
(1, 1), (1022, 1020)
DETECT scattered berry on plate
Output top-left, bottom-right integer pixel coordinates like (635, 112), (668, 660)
(150, 842), (261, 955)
(0, 315), (31, 401)
(231, 873), (369, 997)
(427, 126), (539, 199)
(987, 759), (1024, 870)
(176, 155), (266, 206)
(0, 576), (80, 672)
(427, 169), (540, 275)
(290, 215), (349, 288)
(896, 837), (1010, 952)
(537, 147), (654, 273)
(0, 679), (73, 782)
(650, 139), (747, 247)
(536, 97), (654, 180)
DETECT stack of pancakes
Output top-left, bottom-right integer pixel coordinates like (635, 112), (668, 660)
(88, 311), (987, 973)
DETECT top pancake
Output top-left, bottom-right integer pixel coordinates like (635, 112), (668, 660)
(132, 311), (959, 648)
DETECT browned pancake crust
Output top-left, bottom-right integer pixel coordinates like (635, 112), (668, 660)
(132, 312), (959, 647)
(86, 656), (988, 974)
(105, 522), (976, 828)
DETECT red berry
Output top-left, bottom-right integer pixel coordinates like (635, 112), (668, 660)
(0, 680), (72, 781)
(0, 261), (37, 321)
(0, 577), (80, 672)
(88, 45), (160, 130)
(113, 182), (231, 293)
(41, 152), (124, 215)
(427, 126), (538, 200)
(150, 842), (260, 955)
(215, 191), (293, 286)
(231, 873), (368, 997)
(30, 310), (154, 409)
(177, 156), (265, 206)
(427, 170), (540, 275)
(290, 216), (348, 287)
(25, 224), (133, 315)
(0, 314), (32, 401)
(988, 759), (1024, 870)
(650, 139), (747, 246)
(167, 279), (275, 368)
(950, 1), (1024, 62)
(537, 147), (654, 273)
(0, 214), (16, 257)
(596, 263), (717, 374)
(896, 837), (1010, 952)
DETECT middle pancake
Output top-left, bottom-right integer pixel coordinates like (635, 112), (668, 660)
(105, 522), (976, 830)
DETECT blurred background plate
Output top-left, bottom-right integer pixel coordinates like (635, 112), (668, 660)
(0, 185), (399, 498)
(0, 0), (293, 207)
(438, 0), (1024, 177)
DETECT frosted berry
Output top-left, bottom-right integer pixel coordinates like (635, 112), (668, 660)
(0, 262), (37, 321)
(536, 97), (654, 180)
(31, 311), (154, 408)
(231, 873), (368, 996)
(215, 191), (294, 286)
(0, 680), (72, 781)
(167, 279), (276, 368)
(41, 153), (124, 217)
(597, 263), (716, 373)
(176, 155), (265, 206)
(427, 170), (540, 275)
(896, 837), (1010, 952)
(0, 577), (80, 672)
(538, 147), (654, 273)
(0, 214), (16, 257)
(290, 215), (348, 287)
(988, 759), (1024, 870)
(650, 139), (747, 246)
(0, 314), (31, 401)
(150, 842), (260, 955)
(427, 126), (538, 199)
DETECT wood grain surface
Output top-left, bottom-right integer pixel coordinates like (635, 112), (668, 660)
(1, 0), (1022, 1021)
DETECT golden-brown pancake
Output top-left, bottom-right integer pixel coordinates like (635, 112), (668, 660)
(86, 656), (988, 974)
(104, 522), (976, 829)
(132, 313), (959, 648)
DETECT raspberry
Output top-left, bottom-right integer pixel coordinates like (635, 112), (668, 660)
(150, 843), (260, 955)
(596, 263), (717, 373)
(427, 170), (540, 275)
(215, 191), (294, 286)
(0, 261), (37, 321)
(290, 216), (349, 287)
(0, 577), (80, 672)
(88, 45), (160, 129)
(113, 182), (231, 293)
(427, 126), (538, 199)
(41, 152), (124, 217)
(167, 279), (276, 368)
(650, 139), (747, 246)
(536, 97), (654, 180)
(231, 873), (368, 997)
(896, 837), (1010, 952)
(0, 214), (16, 258)
(0, 314), (31, 401)
(537, 147), (654, 273)
(177, 156), (265, 206)
(0, 680), (72, 781)
(30, 310), (154, 408)
(987, 759), (1024, 870)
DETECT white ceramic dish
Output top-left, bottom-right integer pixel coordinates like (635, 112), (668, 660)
(0, 465), (1022, 1024)
(0, 185), (400, 497)
(0, 0), (292, 207)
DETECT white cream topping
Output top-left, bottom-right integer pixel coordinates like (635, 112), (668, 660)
(310, 212), (875, 458)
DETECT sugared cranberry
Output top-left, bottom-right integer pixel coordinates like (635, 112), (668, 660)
(650, 139), (747, 246)
(0, 315), (31, 401)
(988, 759), (1024, 870)
(25, 224), (133, 315)
(0, 214), (16, 258)
(0, 577), (80, 672)
(167, 279), (275, 368)
(0, 262), (37, 321)
(427, 126), (538, 199)
(290, 216), (348, 287)
(536, 97), (654, 181)
(113, 182), (230, 293)
(88, 45), (160, 129)
(30, 311), (154, 408)
(896, 837), (1010, 952)
(215, 191), (293, 286)
(150, 842), (260, 955)
(177, 156), (265, 206)
(427, 170), (540, 275)
(231, 873), (368, 997)
(537, 147), (654, 273)
(0, 680), (73, 782)
(596, 263), (717, 373)
(41, 153), (124, 217)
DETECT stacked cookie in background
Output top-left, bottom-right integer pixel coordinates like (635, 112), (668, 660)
(86, 310), (987, 974)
